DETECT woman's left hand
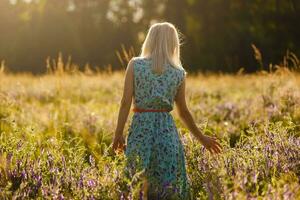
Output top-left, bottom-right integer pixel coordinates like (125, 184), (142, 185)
(112, 134), (126, 153)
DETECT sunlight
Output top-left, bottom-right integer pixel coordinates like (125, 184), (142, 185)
(0, 0), (299, 199)
(10, 0), (32, 4)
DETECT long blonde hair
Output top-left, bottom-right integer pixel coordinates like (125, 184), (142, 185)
(140, 22), (184, 74)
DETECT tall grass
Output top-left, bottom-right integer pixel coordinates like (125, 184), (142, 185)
(0, 50), (299, 199)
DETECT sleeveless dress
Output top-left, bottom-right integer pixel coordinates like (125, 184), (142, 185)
(124, 57), (191, 199)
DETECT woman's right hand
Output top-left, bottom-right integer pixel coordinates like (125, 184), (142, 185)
(112, 134), (126, 153)
(196, 134), (222, 154)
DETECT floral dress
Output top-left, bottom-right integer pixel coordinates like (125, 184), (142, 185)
(124, 57), (191, 199)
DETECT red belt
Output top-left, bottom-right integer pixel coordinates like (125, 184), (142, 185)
(132, 107), (171, 113)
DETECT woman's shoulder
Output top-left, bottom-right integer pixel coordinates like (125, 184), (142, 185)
(129, 57), (150, 69)
(170, 64), (187, 76)
(129, 57), (151, 73)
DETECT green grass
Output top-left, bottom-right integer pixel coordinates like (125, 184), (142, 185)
(0, 69), (299, 199)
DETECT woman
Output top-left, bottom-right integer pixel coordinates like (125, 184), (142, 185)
(112, 22), (222, 199)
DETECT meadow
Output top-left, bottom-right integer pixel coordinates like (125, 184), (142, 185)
(0, 64), (299, 199)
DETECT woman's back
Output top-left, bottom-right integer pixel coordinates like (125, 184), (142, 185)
(124, 56), (191, 199)
(133, 57), (186, 111)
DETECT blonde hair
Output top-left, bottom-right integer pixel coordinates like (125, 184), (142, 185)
(140, 22), (184, 74)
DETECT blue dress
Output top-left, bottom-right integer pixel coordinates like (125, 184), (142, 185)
(124, 57), (191, 199)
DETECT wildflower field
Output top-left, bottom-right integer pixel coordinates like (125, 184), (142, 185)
(0, 68), (299, 199)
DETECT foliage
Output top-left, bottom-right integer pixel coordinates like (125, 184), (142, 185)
(0, 0), (299, 73)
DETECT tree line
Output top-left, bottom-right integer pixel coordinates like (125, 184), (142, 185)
(0, 0), (299, 73)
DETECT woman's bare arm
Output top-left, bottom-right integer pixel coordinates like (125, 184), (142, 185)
(175, 76), (222, 154)
(175, 77), (204, 139)
(112, 59), (134, 152)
